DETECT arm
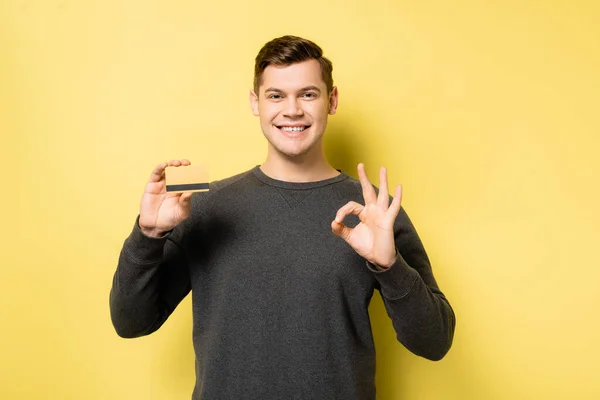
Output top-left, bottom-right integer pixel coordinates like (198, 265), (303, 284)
(367, 208), (455, 361)
(109, 217), (191, 338)
(332, 163), (455, 360)
(109, 159), (194, 338)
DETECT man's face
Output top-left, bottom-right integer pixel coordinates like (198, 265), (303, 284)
(250, 59), (338, 160)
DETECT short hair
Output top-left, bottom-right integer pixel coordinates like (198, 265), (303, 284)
(253, 35), (334, 95)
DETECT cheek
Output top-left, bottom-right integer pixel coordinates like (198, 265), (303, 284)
(307, 102), (328, 117)
(259, 104), (280, 122)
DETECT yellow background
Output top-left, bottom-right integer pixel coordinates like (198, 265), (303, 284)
(2, 0), (599, 398)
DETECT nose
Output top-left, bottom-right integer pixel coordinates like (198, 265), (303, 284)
(283, 97), (304, 118)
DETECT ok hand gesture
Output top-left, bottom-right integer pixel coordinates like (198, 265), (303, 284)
(331, 164), (402, 269)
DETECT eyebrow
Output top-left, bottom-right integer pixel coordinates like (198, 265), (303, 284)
(264, 86), (322, 94)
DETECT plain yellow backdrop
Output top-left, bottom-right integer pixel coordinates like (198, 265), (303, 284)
(2, 0), (599, 399)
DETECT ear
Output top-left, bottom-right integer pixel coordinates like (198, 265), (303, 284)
(328, 86), (339, 115)
(249, 90), (259, 116)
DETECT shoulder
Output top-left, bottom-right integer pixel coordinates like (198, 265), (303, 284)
(209, 169), (255, 192)
(188, 167), (258, 212)
(328, 172), (364, 201)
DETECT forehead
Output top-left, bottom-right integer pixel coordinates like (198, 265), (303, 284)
(260, 59), (326, 92)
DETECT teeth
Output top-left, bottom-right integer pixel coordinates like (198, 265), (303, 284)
(280, 126), (306, 132)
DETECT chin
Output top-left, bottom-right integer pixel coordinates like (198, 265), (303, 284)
(279, 144), (321, 160)
(264, 131), (322, 160)
(277, 148), (308, 159)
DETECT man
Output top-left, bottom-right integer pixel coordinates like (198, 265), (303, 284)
(110, 35), (455, 400)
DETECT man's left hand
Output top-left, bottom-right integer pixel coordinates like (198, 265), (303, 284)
(331, 163), (402, 270)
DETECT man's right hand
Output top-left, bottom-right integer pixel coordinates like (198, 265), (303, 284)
(138, 160), (194, 238)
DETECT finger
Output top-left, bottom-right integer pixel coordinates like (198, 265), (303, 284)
(168, 159), (182, 167)
(179, 191), (193, 205)
(388, 184), (403, 217)
(149, 162), (168, 182)
(331, 220), (353, 241)
(377, 166), (389, 208)
(181, 159), (191, 166)
(335, 201), (365, 223)
(358, 163), (377, 204)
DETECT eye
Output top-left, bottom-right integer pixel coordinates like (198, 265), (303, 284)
(267, 94), (283, 100)
(302, 92), (317, 99)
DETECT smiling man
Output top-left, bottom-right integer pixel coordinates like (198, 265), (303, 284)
(110, 35), (456, 400)
(250, 56), (339, 178)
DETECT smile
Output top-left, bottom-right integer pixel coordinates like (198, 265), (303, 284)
(277, 125), (310, 132)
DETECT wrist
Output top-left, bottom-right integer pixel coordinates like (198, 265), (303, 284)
(372, 250), (399, 270)
(139, 225), (167, 238)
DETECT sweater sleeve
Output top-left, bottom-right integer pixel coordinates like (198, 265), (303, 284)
(109, 216), (192, 338)
(368, 207), (456, 361)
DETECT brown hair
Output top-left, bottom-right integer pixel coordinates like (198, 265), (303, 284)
(253, 35), (334, 95)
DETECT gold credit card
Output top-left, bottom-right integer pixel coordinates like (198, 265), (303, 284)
(165, 164), (209, 193)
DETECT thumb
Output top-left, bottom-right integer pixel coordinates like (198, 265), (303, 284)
(179, 192), (193, 205)
(331, 220), (352, 242)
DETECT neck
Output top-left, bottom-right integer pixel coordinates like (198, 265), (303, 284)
(260, 147), (339, 183)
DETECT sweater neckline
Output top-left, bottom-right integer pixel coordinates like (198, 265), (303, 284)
(252, 165), (349, 190)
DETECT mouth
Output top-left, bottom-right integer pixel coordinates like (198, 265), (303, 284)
(276, 125), (311, 132)
(275, 125), (311, 138)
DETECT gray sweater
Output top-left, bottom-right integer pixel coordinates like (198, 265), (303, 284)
(110, 166), (455, 400)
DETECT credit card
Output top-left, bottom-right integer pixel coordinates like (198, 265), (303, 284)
(165, 164), (209, 193)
